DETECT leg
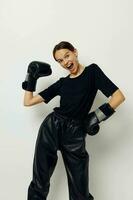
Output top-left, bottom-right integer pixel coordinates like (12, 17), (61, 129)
(27, 113), (58, 200)
(61, 122), (94, 200)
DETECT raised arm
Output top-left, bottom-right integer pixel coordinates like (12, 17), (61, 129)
(23, 91), (45, 106)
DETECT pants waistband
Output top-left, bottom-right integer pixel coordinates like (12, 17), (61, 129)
(53, 111), (83, 124)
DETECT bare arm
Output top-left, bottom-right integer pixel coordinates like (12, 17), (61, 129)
(23, 91), (45, 106)
(108, 89), (126, 109)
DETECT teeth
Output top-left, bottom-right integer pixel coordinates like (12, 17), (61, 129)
(68, 64), (73, 68)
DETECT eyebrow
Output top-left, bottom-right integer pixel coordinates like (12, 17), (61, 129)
(56, 51), (69, 61)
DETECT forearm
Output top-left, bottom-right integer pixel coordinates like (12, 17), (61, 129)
(108, 89), (126, 110)
(23, 91), (33, 106)
(95, 89), (125, 122)
(23, 91), (44, 106)
(85, 89), (126, 136)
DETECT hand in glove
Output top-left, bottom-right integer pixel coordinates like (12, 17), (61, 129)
(83, 103), (115, 136)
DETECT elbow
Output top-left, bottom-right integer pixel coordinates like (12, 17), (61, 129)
(122, 96), (126, 102)
(109, 90), (126, 109)
(23, 101), (32, 107)
(120, 93), (126, 103)
(118, 94), (126, 106)
(118, 96), (126, 108)
(118, 94), (126, 108)
(23, 103), (30, 107)
(113, 89), (126, 103)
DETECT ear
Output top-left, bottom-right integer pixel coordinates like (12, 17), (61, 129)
(74, 48), (78, 57)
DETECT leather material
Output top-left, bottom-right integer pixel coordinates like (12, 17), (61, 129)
(27, 111), (94, 200)
(22, 61), (52, 91)
(28, 61), (52, 79)
(83, 112), (100, 136)
(98, 103), (115, 121)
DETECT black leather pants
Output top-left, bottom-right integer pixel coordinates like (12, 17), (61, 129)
(27, 111), (94, 200)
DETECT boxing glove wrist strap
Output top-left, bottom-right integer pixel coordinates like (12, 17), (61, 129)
(95, 103), (115, 122)
(22, 74), (37, 91)
(25, 73), (31, 81)
(95, 108), (106, 122)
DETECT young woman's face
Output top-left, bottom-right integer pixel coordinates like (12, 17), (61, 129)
(54, 48), (80, 74)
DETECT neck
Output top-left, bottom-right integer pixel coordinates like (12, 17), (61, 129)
(70, 63), (85, 78)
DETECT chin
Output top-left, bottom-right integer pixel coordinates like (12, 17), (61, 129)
(71, 65), (78, 74)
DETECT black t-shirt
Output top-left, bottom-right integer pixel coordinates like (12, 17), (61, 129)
(39, 63), (119, 120)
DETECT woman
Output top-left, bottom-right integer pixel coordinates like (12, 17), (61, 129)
(23, 41), (125, 200)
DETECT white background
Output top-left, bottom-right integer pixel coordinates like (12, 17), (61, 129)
(0, 0), (132, 200)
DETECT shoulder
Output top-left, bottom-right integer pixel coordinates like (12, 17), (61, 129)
(56, 77), (66, 87)
(54, 77), (65, 84)
(59, 77), (66, 84)
(87, 63), (100, 69)
(86, 63), (101, 73)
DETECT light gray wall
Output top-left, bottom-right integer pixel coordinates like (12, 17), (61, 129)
(0, 0), (132, 200)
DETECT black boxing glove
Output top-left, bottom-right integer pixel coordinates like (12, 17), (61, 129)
(22, 61), (52, 91)
(83, 103), (115, 136)
(83, 112), (100, 136)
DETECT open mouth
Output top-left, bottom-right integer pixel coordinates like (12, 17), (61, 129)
(67, 63), (74, 70)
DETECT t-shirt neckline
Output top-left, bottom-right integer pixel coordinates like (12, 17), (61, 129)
(67, 67), (87, 80)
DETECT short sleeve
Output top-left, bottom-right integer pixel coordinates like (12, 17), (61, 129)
(93, 63), (119, 97)
(38, 78), (63, 103)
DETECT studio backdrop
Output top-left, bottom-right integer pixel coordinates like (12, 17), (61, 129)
(0, 0), (132, 200)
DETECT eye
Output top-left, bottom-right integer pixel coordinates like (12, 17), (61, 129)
(58, 59), (63, 63)
(65, 54), (69, 58)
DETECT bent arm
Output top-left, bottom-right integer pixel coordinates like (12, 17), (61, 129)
(23, 91), (45, 106)
(108, 89), (126, 109)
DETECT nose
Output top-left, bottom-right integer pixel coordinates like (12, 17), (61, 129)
(64, 58), (68, 66)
